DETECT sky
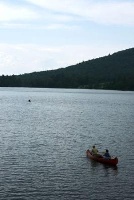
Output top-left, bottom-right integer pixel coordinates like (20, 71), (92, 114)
(0, 0), (134, 75)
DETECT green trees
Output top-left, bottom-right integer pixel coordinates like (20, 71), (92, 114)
(0, 75), (21, 87)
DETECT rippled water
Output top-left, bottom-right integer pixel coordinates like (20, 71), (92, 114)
(0, 88), (134, 200)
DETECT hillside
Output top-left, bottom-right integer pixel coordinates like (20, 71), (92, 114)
(0, 47), (134, 90)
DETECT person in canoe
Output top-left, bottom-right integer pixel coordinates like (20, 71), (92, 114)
(91, 145), (98, 155)
(103, 149), (111, 159)
(91, 145), (103, 158)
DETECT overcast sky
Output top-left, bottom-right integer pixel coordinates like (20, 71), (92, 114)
(0, 0), (134, 75)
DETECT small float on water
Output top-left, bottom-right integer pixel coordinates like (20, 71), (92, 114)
(86, 149), (118, 166)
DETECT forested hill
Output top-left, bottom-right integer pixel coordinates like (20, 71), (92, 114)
(0, 47), (134, 90)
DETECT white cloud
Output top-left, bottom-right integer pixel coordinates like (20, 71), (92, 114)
(26, 0), (134, 25)
(0, 43), (62, 75)
(0, 1), (76, 29)
(0, 43), (129, 75)
(0, 2), (39, 21)
(0, 22), (78, 30)
(0, 0), (134, 27)
(87, 2), (134, 25)
(45, 23), (78, 30)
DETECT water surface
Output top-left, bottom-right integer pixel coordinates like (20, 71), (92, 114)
(0, 88), (134, 199)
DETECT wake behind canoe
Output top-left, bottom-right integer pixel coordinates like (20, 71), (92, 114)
(86, 149), (118, 166)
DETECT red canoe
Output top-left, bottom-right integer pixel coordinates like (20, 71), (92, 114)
(86, 149), (118, 166)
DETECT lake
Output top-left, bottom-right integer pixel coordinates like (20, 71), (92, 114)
(0, 87), (134, 200)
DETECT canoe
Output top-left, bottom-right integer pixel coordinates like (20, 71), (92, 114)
(86, 149), (118, 166)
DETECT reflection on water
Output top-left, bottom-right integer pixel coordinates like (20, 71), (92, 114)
(103, 164), (118, 171)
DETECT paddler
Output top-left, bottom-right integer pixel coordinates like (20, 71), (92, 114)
(91, 145), (98, 155)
